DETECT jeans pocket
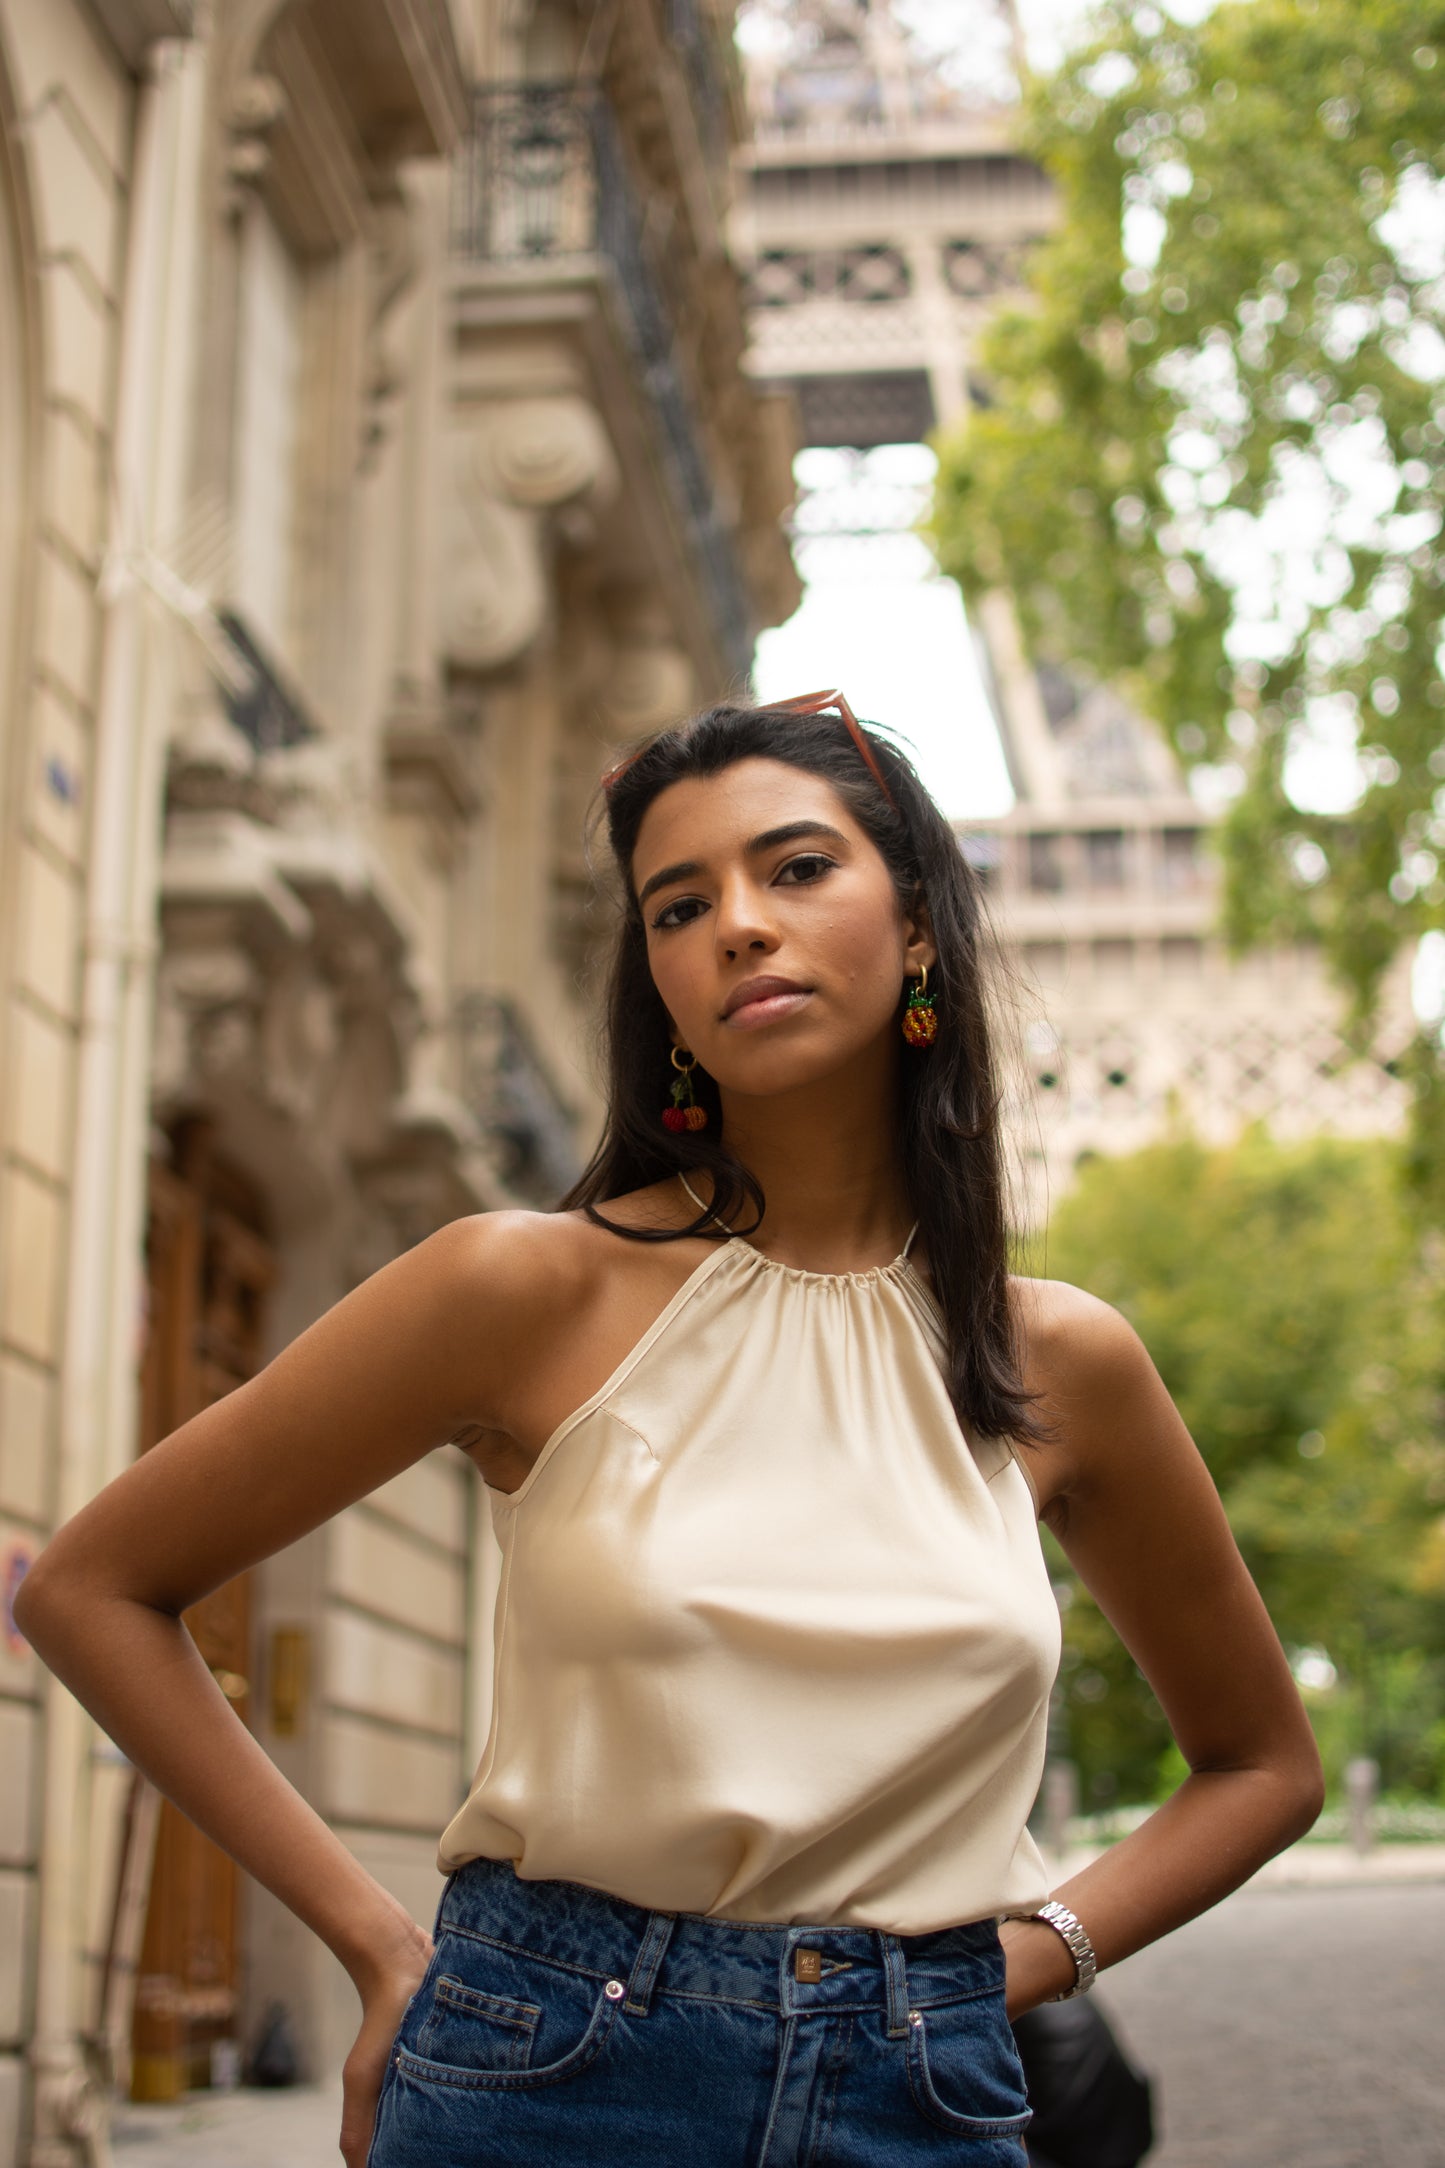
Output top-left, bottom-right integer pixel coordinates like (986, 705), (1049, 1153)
(905, 1994), (1034, 2138)
(395, 1934), (623, 2094)
(414, 1975), (540, 2072)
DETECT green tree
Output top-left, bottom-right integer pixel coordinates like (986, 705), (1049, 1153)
(1036, 1130), (1445, 1807)
(929, 0), (1445, 1195)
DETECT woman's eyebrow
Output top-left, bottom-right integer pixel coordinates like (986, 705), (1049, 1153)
(637, 857), (704, 910)
(636, 822), (849, 912)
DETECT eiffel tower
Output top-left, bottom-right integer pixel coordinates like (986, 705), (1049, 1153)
(732, 0), (1047, 447)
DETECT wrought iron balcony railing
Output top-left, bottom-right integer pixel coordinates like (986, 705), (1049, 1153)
(452, 83), (754, 682)
(663, 0), (733, 170)
(217, 610), (318, 755)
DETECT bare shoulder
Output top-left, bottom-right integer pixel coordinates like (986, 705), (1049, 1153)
(1008, 1276), (1161, 1520)
(1009, 1274), (1144, 1388)
(428, 1179), (711, 1434)
(428, 1179), (690, 1314)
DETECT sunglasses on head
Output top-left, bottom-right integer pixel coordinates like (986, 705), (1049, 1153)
(598, 688), (899, 813)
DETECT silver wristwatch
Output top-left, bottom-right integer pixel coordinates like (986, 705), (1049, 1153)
(1012, 1899), (1097, 2000)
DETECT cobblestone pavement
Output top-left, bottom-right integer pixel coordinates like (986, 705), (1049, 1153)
(1099, 1879), (1445, 2168)
(108, 1860), (1445, 2167)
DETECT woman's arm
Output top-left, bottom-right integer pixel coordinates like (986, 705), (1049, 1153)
(14, 1209), (557, 2162)
(1002, 1284), (1325, 2015)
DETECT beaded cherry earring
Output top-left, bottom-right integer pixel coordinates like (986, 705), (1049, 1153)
(663, 1047), (708, 1131)
(902, 965), (938, 1048)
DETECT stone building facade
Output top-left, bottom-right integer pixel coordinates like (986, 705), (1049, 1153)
(0, 1), (796, 2160)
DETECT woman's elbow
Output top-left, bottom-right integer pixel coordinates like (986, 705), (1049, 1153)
(1274, 1737), (1327, 1847)
(10, 1539), (100, 1658)
(11, 1549), (58, 1652)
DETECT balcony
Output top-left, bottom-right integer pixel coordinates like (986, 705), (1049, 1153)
(451, 83), (755, 683)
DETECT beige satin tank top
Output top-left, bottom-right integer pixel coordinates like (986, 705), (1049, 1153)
(438, 1197), (1061, 1933)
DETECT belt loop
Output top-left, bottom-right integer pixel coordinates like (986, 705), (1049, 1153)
(623, 1910), (675, 2018)
(876, 1931), (910, 2039)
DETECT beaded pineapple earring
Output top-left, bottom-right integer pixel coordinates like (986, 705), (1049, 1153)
(902, 964), (938, 1048)
(663, 1047), (708, 1131)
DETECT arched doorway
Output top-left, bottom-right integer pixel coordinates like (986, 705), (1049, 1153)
(130, 1118), (276, 2099)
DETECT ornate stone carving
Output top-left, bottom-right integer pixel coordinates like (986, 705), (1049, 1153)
(442, 394), (618, 673)
(223, 73), (286, 206)
(155, 732), (434, 1211)
(441, 466), (547, 674)
(594, 597), (695, 740)
(486, 396), (616, 509)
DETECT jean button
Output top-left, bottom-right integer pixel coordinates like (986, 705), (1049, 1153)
(605, 1979), (626, 2000)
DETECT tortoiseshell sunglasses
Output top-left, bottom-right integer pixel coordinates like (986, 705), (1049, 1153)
(599, 688), (899, 813)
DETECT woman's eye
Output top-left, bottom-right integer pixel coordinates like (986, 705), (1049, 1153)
(776, 854), (834, 885)
(651, 895), (707, 931)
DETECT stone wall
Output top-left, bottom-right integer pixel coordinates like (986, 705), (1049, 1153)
(0, 3), (135, 2154)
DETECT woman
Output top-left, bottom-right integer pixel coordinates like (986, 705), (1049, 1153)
(18, 695), (1323, 2167)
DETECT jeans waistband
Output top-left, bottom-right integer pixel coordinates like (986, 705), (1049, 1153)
(436, 1858), (1005, 2037)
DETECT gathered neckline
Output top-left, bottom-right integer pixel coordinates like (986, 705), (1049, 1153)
(677, 1173), (920, 1287)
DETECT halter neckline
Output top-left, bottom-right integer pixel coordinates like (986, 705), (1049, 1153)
(677, 1173), (919, 1280)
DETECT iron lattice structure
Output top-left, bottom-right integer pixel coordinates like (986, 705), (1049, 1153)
(736, 0), (1028, 143)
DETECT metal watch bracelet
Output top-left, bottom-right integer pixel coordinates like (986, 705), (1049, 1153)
(1008, 1898), (1097, 2001)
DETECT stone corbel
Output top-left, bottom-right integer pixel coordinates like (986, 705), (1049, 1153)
(593, 594), (695, 740)
(224, 73), (287, 214)
(260, 740), (418, 1024)
(442, 395), (619, 674)
(352, 1084), (497, 1254)
(383, 688), (482, 837)
(154, 808), (314, 1114)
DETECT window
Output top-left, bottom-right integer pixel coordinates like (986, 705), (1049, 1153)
(1085, 829), (1127, 889)
(1162, 937), (1203, 975)
(1161, 827), (1201, 892)
(1092, 939), (1134, 977)
(1028, 832), (1064, 893)
(958, 831), (1003, 889)
(1023, 942), (1067, 988)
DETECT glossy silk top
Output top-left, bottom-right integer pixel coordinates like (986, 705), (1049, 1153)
(437, 1215), (1061, 1934)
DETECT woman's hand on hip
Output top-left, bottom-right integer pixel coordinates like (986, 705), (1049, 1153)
(340, 1912), (434, 2168)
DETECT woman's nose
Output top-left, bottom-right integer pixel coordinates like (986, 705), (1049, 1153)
(714, 881), (779, 959)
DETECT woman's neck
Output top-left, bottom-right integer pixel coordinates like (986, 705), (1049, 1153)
(710, 1062), (912, 1274)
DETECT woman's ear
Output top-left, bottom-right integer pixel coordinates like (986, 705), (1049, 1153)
(903, 889), (937, 977)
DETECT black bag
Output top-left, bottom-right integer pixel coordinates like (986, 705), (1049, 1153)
(1012, 1996), (1155, 2168)
(247, 2000), (300, 2088)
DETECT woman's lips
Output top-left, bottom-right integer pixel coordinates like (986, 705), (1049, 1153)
(722, 988), (813, 1029)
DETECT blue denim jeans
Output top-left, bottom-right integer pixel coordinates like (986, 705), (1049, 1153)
(367, 1856), (1032, 2166)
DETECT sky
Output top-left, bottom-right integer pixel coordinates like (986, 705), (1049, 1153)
(753, 448), (1017, 819)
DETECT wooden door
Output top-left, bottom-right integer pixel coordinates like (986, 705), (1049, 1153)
(130, 1121), (274, 2099)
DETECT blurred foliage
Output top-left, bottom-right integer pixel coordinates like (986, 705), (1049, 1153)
(1037, 1129), (1445, 1807)
(928, 0), (1445, 1202)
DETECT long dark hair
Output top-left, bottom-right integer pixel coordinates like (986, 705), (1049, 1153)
(559, 701), (1043, 1446)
